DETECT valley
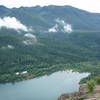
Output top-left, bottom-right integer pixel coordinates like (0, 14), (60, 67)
(0, 5), (100, 100)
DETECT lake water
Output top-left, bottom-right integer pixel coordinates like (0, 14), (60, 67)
(0, 71), (89, 100)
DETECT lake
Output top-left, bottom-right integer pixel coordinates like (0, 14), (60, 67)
(0, 71), (89, 100)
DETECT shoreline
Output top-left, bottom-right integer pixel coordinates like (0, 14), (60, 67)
(58, 84), (86, 100)
(58, 84), (100, 100)
(0, 69), (89, 84)
(1, 61), (99, 83)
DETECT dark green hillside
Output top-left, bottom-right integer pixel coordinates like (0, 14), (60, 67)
(1, 5), (100, 31)
(0, 5), (100, 82)
(0, 30), (100, 82)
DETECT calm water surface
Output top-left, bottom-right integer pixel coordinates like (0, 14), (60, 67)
(0, 71), (89, 100)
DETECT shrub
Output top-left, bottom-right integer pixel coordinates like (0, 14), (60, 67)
(87, 80), (95, 93)
(95, 76), (100, 84)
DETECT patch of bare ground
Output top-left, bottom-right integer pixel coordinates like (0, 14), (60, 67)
(84, 85), (100, 100)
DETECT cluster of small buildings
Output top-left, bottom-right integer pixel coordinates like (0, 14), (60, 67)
(15, 71), (28, 75)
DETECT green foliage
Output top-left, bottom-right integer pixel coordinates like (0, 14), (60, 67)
(0, 5), (100, 82)
(0, 31), (100, 82)
(87, 80), (95, 93)
(78, 96), (84, 100)
(1, 5), (100, 31)
(95, 76), (100, 84)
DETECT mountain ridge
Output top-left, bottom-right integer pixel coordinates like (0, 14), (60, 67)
(1, 5), (100, 31)
(0, 5), (100, 82)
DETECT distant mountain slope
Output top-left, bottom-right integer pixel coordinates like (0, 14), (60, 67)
(0, 5), (100, 82)
(1, 5), (100, 31)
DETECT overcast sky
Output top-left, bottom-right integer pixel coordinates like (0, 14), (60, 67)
(0, 0), (100, 13)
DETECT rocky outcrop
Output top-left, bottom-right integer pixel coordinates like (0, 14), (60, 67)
(58, 84), (100, 100)
(58, 84), (86, 100)
(58, 92), (81, 100)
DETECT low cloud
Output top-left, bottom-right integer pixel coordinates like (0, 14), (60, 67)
(56, 18), (73, 33)
(48, 18), (73, 33)
(0, 16), (32, 32)
(63, 24), (73, 33)
(1, 45), (14, 50)
(23, 33), (37, 45)
(24, 33), (37, 40)
(48, 24), (58, 32)
(56, 18), (65, 25)
(22, 40), (34, 45)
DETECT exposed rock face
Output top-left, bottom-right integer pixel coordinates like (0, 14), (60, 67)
(58, 84), (100, 100)
(58, 84), (86, 100)
(58, 92), (81, 100)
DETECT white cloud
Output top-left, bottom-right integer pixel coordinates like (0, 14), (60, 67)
(22, 40), (34, 45)
(24, 33), (36, 39)
(7, 45), (14, 49)
(0, 17), (31, 32)
(1, 45), (14, 49)
(56, 18), (65, 25)
(48, 24), (58, 32)
(23, 33), (37, 45)
(48, 18), (73, 33)
(63, 24), (73, 33)
(56, 18), (73, 33)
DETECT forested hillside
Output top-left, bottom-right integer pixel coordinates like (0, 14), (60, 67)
(0, 5), (100, 82)
(1, 5), (100, 31)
